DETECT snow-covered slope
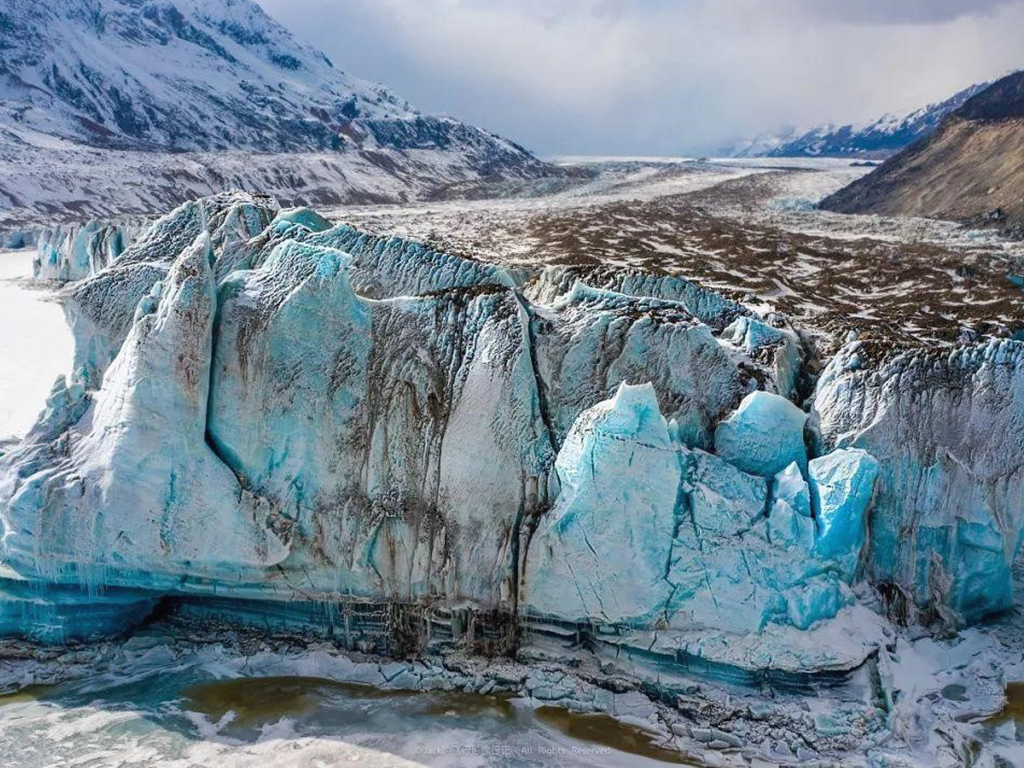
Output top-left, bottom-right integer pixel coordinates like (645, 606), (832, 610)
(0, 0), (555, 227)
(730, 80), (991, 159)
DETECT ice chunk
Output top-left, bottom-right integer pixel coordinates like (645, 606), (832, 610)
(810, 448), (879, 577)
(689, 449), (767, 538)
(533, 284), (746, 449)
(714, 391), (808, 477)
(33, 220), (134, 282)
(721, 316), (802, 399)
(769, 461), (815, 549)
(272, 207), (332, 233)
(773, 461), (811, 517)
(770, 502), (816, 551)
(526, 385), (872, 636)
(783, 575), (851, 630)
(524, 382), (680, 624)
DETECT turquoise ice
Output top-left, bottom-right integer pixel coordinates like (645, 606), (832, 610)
(714, 390), (808, 477)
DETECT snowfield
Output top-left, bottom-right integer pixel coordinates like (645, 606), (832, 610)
(0, 249), (73, 442)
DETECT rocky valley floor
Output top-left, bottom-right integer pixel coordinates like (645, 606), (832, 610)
(334, 157), (1024, 345)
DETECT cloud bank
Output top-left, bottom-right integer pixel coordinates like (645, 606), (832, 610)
(261, 0), (1024, 155)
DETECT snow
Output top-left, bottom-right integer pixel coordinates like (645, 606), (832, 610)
(0, 249), (73, 441)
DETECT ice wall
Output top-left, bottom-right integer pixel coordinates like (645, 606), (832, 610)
(812, 340), (1024, 624)
(34, 220), (141, 283)
(1, 193), (1018, 659)
(3, 196), (555, 609)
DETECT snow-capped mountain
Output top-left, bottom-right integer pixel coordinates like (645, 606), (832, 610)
(729, 81), (991, 159)
(822, 70), (1024, 233)
(0, 0), (554, 227)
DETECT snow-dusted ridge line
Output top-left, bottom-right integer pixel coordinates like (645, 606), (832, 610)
(729, 79), (994, 159)
(0, 0), (558, 227)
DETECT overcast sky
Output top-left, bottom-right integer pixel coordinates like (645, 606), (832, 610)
(261, 0), (1024, 156)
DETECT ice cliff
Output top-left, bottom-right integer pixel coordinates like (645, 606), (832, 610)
(33, 220), (143, 283)
(812, 339), (1024, 626)
(522, 383), (875, 634)
(1, 193), (1021, 673)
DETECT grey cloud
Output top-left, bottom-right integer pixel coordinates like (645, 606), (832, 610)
(793, 0), (1016, 24)
(260, 0), (1024, 156)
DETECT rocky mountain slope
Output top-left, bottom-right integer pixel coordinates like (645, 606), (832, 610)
(730, 80), (990, 158)
(821, 71), (1024, 234)
(0, 0), (556, 228)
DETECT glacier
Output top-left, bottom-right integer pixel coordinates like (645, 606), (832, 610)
(33, 220), (141, 283)
(812, 339), (1024, 626)
(1, 191), (1023, 765)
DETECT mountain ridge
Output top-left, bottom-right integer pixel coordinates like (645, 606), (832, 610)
(0, 0), (556, 227)
(728, 80), (993, 159)
(820, 70), (1024, 235)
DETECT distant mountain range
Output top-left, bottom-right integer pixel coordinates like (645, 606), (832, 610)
(727, 81), (992, 159)
(0, 0), (556, 227)
(822, 70), (1024, 235)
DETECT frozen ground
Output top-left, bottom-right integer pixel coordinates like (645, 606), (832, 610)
(0, 249), (73, 442)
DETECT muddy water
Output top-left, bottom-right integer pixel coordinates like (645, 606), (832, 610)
(183, 675), (694, 764)
(0, 667), (701, 767)
(535, 706), (695, 765)
(182, 676), (416, 728)
(987, 682), (1024, 726)
(0, 682), (59, 706)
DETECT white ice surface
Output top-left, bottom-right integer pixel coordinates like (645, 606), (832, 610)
(0, 249), (73, 441)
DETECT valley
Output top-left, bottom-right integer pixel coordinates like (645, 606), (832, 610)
(2, 2), (1024, 767)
